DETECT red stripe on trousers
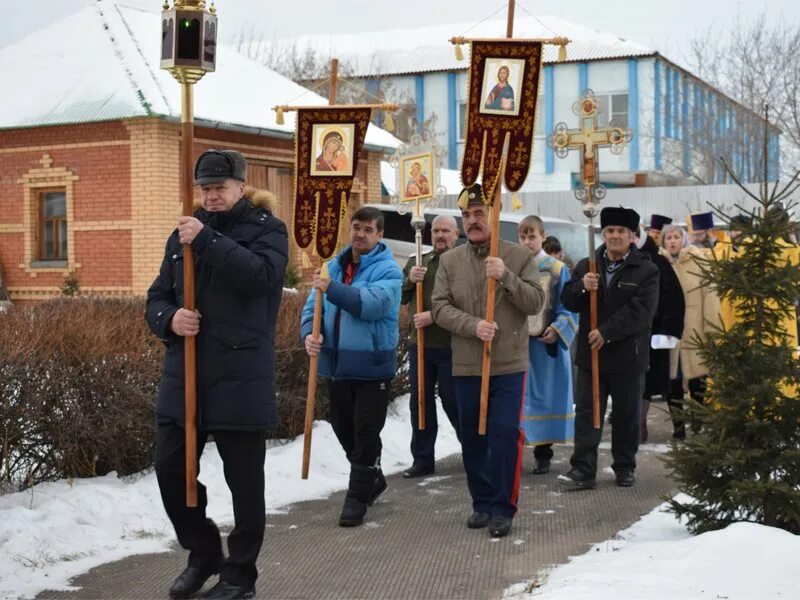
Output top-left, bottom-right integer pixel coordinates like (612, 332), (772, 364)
(510, 372), (527, 513)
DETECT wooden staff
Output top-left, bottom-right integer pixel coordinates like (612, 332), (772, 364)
(478, 0), (515, 436)
(181, 82), (198, 507)
(301, 58), (339, 480)
(587, 191), (601, 429)
(412, 211), (426, 430)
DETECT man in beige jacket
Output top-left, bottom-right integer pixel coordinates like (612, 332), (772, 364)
(432, 184), (544, 538)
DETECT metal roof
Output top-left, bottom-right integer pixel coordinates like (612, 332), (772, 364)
(249, 16), (657, 78)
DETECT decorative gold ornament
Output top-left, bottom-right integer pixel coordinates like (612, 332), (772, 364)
(548, 89), (633, 216)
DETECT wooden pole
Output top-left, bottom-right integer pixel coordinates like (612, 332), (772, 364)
(301, 58), (339, 480)
(414, 213), (426, 430)
(301, 279), (324, 479)
(181, 82), (198, 507)
(478, 0), (514, 435)
(587, 203), (601, 429)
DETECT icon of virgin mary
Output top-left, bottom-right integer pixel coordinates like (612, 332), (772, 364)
(315, 130), (350, 173)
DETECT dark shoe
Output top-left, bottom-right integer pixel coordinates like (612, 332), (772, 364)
(200, 580), (255, 600)
(339, 495), (367, 527)
(615, 470), (635, 487)
(169, 565), (218, 599)
(402, 463), (435, 478)
(466, 511), (491, 529)
(338, 464), (374, 527)
(557, 468), (596, 490)
(367, 468), (387, 505)
(532, 458), (551, 475)
(488, 516), (512, 538)
(673, 423), (686, 440)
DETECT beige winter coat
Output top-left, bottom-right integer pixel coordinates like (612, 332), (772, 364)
(667, 247), (721, 380)
(432, 240), (545, 376)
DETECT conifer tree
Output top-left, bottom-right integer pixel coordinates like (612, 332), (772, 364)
(665, 109), (800, 534)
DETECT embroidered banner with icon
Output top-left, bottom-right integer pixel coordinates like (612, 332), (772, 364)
(294, 107), (371, 258)
(461, 40), (543, 200)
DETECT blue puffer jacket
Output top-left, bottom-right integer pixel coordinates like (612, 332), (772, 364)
(300, 242), (402, 381)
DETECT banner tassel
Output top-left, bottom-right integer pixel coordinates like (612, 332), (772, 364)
(384, 112), (395, 133)
(301, 250), (312, 269)
(276, 107), (285, 125)
(454, 43), (464, 62)
(511, 192), (523, 211)
(558, 43), (567, 63)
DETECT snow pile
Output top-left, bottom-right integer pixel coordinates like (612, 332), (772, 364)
(505, 494), (800, 600)
(0, 395), (459, 598)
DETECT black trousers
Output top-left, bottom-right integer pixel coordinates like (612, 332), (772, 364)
(327, 379), (390, 467)
(570, 368), (645, 476)
(155, 424), (266, 587)
(534, 443), (554, 460)
(668, 375), (708, 421)
(408, 345), (459, 469)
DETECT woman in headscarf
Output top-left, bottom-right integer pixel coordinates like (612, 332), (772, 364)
(661, 224), (721, 438)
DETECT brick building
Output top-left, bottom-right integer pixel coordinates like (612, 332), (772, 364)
(0, 2), (395, 303)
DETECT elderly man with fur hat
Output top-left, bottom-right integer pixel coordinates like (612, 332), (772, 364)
(431, 183), (545, 539)
(558, 206), (659, 490)
(146, 149), (288, 600)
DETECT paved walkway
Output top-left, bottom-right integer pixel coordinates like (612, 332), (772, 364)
(39, 407), (677, 600)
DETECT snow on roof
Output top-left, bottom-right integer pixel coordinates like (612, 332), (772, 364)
(252, 16), (656, 78)
(0, 1), (399, 151)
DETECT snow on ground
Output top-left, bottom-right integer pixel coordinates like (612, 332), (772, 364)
(504, 494), (800, 600)
(0, 395), (458, 599)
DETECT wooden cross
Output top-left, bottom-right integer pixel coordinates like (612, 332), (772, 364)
(549, 89), (632, 430)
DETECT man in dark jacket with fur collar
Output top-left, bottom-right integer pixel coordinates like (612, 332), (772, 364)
(559, 207), (658, 490)
(146, 150), (288, 600)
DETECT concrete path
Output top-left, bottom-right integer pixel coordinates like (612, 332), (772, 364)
(39, 407), (677, 600)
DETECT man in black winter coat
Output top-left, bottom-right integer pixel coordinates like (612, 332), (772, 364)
(558, 207), (658, 489)
(146, 150), (288, 600)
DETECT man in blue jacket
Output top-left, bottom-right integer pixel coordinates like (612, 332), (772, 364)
(301, 206), (403, 527)
(146, 150), (288, 600)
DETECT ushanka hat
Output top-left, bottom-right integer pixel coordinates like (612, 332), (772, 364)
(690, 211), (714, 231)
(194, 150), (247, 185)
(457, 183), (485, 210)
(649, 214), (673, 231)
(600, 206), (639, 232)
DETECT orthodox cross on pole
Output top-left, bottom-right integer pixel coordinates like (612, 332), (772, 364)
(548, 89), (632, 429)
(549, 89), (631, 205)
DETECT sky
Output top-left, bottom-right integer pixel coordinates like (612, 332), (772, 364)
(3, 0), (799, 66)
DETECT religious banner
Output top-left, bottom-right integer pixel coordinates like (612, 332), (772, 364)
(388, 134), (447, 213)
(461, 40), (544, 201)
(294, 106), (371, 258)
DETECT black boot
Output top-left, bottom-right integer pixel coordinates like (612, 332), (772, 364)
(339, 464), (374, 527)
(169, 565), (218, 599)
(201, 580), (255, 599)
(367, 467), (387, 505)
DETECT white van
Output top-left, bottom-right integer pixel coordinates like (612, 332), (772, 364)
(367, 204), (595, 269)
